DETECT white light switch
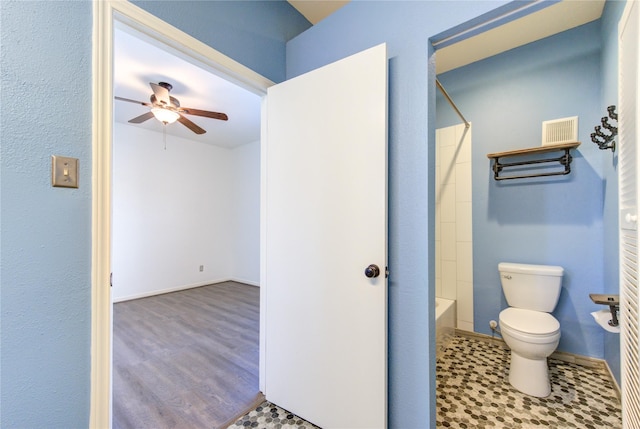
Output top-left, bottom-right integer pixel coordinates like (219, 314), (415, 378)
(52, 155), (79, 188)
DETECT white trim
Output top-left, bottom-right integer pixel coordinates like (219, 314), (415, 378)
(91, 2), (272, 427)
(230, 278), (261, 288)
(112, 278), (260, 303)
(90, 2), (113, 427)
(259, 95), (269, 393)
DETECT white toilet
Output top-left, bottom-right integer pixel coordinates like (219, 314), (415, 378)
(498, 262), (563, 398)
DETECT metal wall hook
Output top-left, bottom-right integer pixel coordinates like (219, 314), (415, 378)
(601, 116), (617, 133)
(594, 125), (607, 138)
(591, 105), (617, 151)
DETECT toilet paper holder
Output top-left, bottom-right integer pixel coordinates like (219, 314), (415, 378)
(589, 293), (619, 327)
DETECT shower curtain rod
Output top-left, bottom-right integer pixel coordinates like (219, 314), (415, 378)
(436, 79), (470, 129)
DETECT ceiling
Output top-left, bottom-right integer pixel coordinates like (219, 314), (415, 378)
(114, 1), (605, 149)
(435, 0), (605, 74)
(287, 0), (350, 25)
(114, 25), (261, 148)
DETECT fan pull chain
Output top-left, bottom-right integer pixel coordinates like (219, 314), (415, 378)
(163, 123), (167, 150)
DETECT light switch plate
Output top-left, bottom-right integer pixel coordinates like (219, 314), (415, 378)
(52, 155), (79, 188)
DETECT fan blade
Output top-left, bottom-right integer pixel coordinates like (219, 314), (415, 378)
(115, 96), (151, 107)
(150, 82), (171, 106)
(179, 107), (228, 121)
(128, 112), (155, 124)
(177, 114), (206, 134)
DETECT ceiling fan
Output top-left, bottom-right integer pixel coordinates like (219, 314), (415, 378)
(115, 82), (228, 135)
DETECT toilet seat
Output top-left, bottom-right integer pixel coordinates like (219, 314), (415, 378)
(499, 308), (560, 337)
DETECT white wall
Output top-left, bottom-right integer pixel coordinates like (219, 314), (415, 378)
(112, 123), (260, 301)
(230, 140), (260, 285)
(435, 123), (473, 331)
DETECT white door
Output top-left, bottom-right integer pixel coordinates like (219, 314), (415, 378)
(262, 43), (388, 428)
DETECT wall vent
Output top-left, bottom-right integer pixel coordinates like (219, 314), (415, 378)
(542, 116), (578, 146)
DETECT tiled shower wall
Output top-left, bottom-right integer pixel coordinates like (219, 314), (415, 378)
(435, 123), (474, 332)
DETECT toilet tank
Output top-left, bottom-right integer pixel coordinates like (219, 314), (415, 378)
(499, 262), (564, 312)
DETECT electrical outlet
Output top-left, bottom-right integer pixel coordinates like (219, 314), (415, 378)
(199, 265), (204, 272)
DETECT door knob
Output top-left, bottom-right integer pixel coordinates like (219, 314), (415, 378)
(365, 264), (380, 278)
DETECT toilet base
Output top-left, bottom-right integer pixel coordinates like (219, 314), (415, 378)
(508, 351), (551, 397)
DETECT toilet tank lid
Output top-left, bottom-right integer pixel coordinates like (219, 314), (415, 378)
(499, 262), (564, 276)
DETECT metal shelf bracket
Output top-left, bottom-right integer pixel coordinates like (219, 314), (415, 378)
(487, 142), (580, 181)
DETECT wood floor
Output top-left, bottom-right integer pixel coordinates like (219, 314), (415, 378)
(113, 281), (263, 429)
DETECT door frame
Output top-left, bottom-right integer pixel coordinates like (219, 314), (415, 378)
(91, 2), (272, 427)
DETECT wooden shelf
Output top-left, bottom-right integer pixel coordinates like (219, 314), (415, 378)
(487, 142), (581, 181)
(487, 142), (580, 159)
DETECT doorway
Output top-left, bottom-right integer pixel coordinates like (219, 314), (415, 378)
(431, 0), (627, 425)
(111, 24), (261, 302)
(111, 21), (263, 427)
(91, 2), (272, 426)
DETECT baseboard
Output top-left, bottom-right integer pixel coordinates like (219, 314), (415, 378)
(455, 328), (508, 349)
(455, 328), (609, 369)
(604, 359), (622, 400)
(113, 278), (255, 302)
(230, 277), (260, 287)
(454, 328), (621, 393)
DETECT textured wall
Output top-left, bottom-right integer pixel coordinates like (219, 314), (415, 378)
(0, 1), (308, 426)
(285, 1), (513, 427)
(436, 5), (628, 382)
(0, 2), (93, 427)
(437, 21), (605, 358)
(133, 0), (312, 84)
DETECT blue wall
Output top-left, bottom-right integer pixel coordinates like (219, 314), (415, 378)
(437, 22), (606, 358)
(436, 1), (627, 385)
(1, 2), (93, 427)
(133, 0), (312, 83)
(286, 1), (514, 427)
(0, 1), (308, 427)
(3, 0), (624, 427)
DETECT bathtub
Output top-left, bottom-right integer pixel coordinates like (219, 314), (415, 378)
(436, 297), (456, 359)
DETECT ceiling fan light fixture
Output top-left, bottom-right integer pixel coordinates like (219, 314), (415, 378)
(151, 107), (180, 124)
(115, 82), (225, 134)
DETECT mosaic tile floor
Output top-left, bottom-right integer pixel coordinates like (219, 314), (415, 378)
(228, 401), (319, 429)
(437, 335), (622, 428)
(230, 336), (621, 428)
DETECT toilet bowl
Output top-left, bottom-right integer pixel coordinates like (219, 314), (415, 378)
(498, 262), (564, 398)
(499, 307), (560, 397)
